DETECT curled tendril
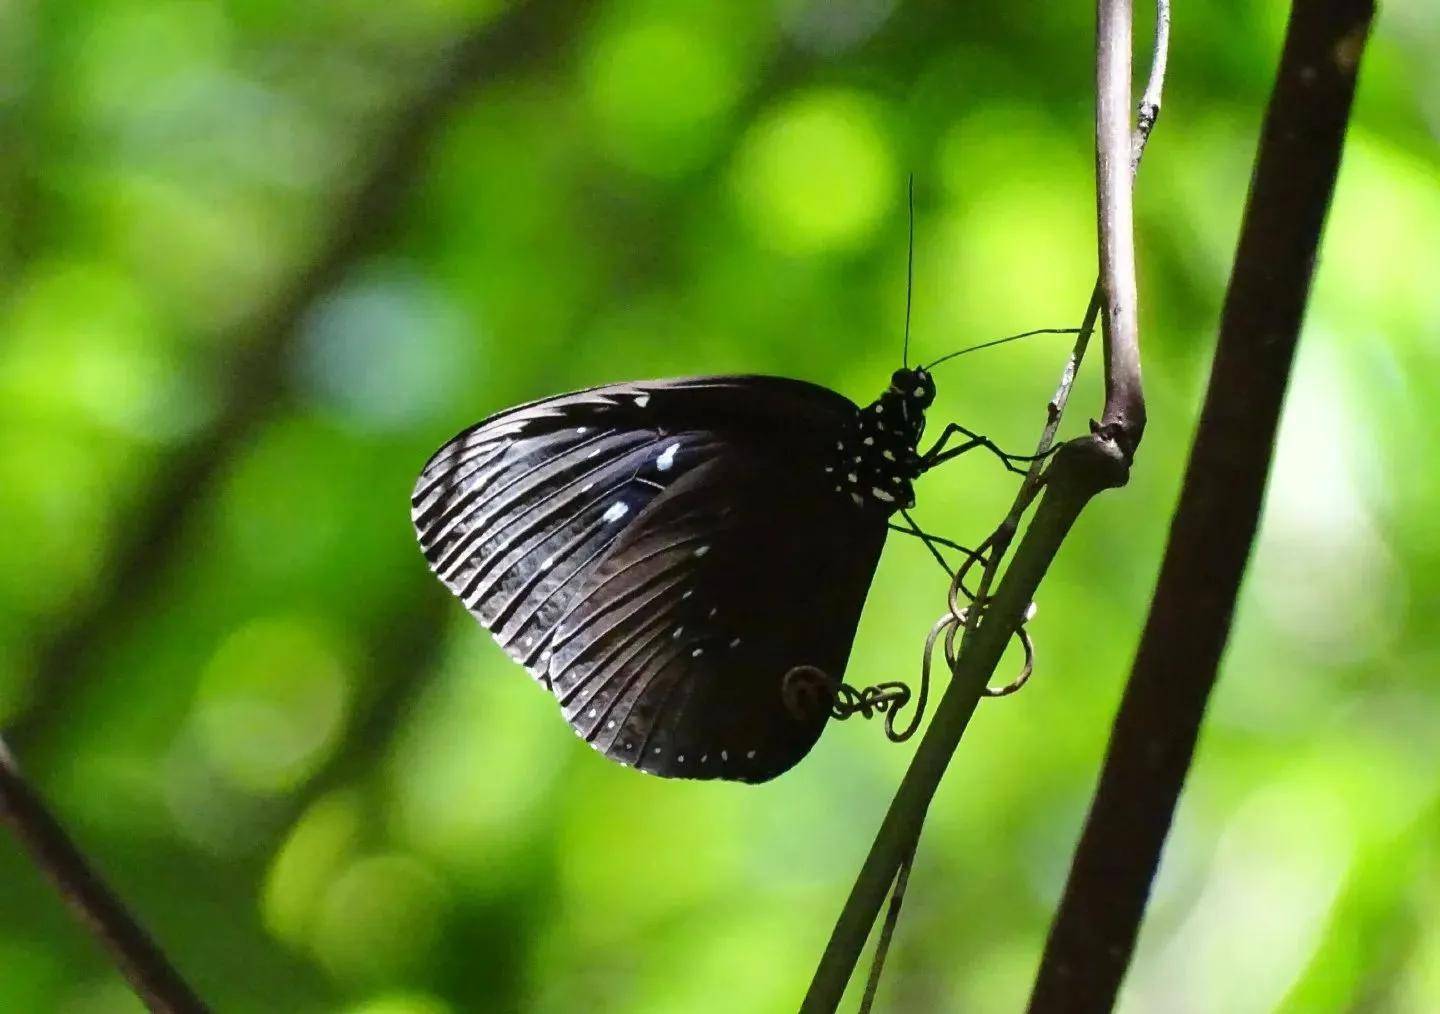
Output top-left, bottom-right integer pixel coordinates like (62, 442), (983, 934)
(833, 530), (1038, 742)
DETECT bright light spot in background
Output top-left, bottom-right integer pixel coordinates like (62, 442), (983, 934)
(0, 432), (111, 627)
(1251, 338), (1401, 667)
(1319, 133), (1440, 330)
(341, 993), (453, 1014)
(1121, 779), (1356, 1014)
(582, 13), (747, 178)
(732, 90), (897, 255)
(1, 260), (208, 441)
(929, 107), (1092, 335)
(298, 266), (475, 432)
(312, 854), (449, 988)
(264, 791), (364, 949)
(70, 0), (231, 129)
(190, 617), (351, 795)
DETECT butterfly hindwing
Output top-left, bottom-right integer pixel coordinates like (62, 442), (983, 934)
(548, 452), (887, 782)
(412, 376), (884, 783)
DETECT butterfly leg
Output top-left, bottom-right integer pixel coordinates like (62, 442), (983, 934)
(920, 423), (1057, 476)
(889, 509), (984, 599)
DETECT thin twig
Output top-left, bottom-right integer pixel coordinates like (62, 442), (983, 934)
(0, 736), (208, 1013)
(5, 0), (565, 751)
(857, 842), (915, 1014)
(1094, 0), (1145, 451)
(963, 0), (1169, 653)
(800, 1), (1168, 1007)
(1028, 1), (1375, 1009)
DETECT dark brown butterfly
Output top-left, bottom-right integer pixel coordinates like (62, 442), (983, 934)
(410, 364), (1032, 783)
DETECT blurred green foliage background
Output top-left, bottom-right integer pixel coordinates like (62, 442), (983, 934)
(1, 0), (1436, 1011)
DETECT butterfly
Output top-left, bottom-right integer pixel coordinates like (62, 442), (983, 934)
(409, 357), (1046, 783)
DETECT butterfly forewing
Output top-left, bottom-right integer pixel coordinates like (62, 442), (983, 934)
(412, 377), (885, 783)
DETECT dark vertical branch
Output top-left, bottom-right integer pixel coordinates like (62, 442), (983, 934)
(0, 737), (208, 1013)
(5, 0), (567, 750)
(1028, 2), (1375, 1010)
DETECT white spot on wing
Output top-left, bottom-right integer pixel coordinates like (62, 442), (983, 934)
(882, 450), (896, 461)
(691, 648), (704, 658)
(656, 443), (680, 471)
(603, 502), (629, 523)
(634, 394), (651, 407)
(694, 545), (710, 557)
(872, 487), (896, 502)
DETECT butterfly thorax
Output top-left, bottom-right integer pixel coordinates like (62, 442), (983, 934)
(826, 368), (935, 516)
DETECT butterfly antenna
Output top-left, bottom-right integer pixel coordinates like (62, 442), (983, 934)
(924, 327), (1082, 371)
(902, 174), (915, 369)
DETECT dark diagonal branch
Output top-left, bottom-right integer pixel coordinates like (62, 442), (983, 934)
(800, 1), (1165, 1008)
(1028, 2), (1375, 1010)
(0, 736), (208, 1013)
(6, 1), (565, 750)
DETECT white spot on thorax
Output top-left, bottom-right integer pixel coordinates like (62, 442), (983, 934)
(746, 749), (756, 759)
(729, 637), (741, 648)
(691, 648), (704, 658)
(603, 502), (629, 523)
(656, 443), (680, 471)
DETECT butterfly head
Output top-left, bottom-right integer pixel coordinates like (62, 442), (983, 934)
(889, 367), (936, 410)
